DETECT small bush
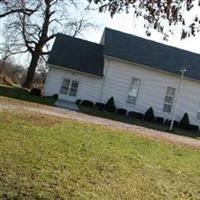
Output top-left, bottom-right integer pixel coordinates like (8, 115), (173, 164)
(135, 112), (144, 119)
(30, 88), (41, 96)
(144, 107), (155, 122)
(76, 99), (82, 105)
(117, 108), (127, 116)
(190, 124), (199, 132)
(107, 106), (116, 113)
(81, 100), (94, 108)
(164, 119), (179, 127)
(105, 97), (116, 113)
(173, 121), (180, 127)
(164, 119), (171, 126)
(95, 102), (105, 110)
(128, 111), (136, 118)
(155, 117), (164, 124)
(180, 112), (190, 130)
(52, 94), (59, 100)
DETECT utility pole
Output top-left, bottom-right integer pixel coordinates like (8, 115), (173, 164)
(169, 67), (187, 131)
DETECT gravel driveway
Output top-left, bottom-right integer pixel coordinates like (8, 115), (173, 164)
(1, 97), (200, 149)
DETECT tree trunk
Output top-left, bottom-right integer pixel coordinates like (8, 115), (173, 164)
(0, 59), (6, 75)
(22, 52), (40, 89)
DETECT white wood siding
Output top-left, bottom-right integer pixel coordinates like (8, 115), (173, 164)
(43, 65), (103, 102)
(44, 58), (200, 126)
(101, 57), (200, 126)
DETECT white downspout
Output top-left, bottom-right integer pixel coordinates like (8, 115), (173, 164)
(169, 67), (187, 131)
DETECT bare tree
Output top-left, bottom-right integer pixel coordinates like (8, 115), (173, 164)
(1, 0), (97, 89)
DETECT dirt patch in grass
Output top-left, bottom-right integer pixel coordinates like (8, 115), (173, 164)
(19, 113), (65, 127)
(0, 96), (50, 108)
(0, 111), (65, 127)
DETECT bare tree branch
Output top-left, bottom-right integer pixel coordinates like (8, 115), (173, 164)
(19, 13), (34, 53)
(0, 8), (35, 18)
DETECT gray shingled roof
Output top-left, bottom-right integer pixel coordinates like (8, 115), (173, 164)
(103, 28), (200, 80)
(48, 29), (200, 80)
(48, 33), (104, 77)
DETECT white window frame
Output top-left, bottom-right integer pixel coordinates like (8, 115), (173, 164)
(60, 78), (70, 94)
(69, 80), (79, 97)
(163, 86), (176, 113)
(197, 111), (200, 120)
(127, 77), (141, 105)
(196, 104), (200, 120)
(60, 78), (79, 97)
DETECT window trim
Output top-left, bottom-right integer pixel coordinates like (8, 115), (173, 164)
(69, 80), (79, 97)
(127, 77), (141, 105)
(60, 78), (71, 95)
(163, 86), (176, 113)
(60, 77), (80, 97)
(197, 111), (200, 120)
(196, 103), (200, 120)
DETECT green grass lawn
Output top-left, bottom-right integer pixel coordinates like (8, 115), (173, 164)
(79, 106), (200, 139)
(0, 84), (56, 106)
(1, 111), (200, 199)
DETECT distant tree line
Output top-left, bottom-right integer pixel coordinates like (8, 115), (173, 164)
(0, 59), (47, 88)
